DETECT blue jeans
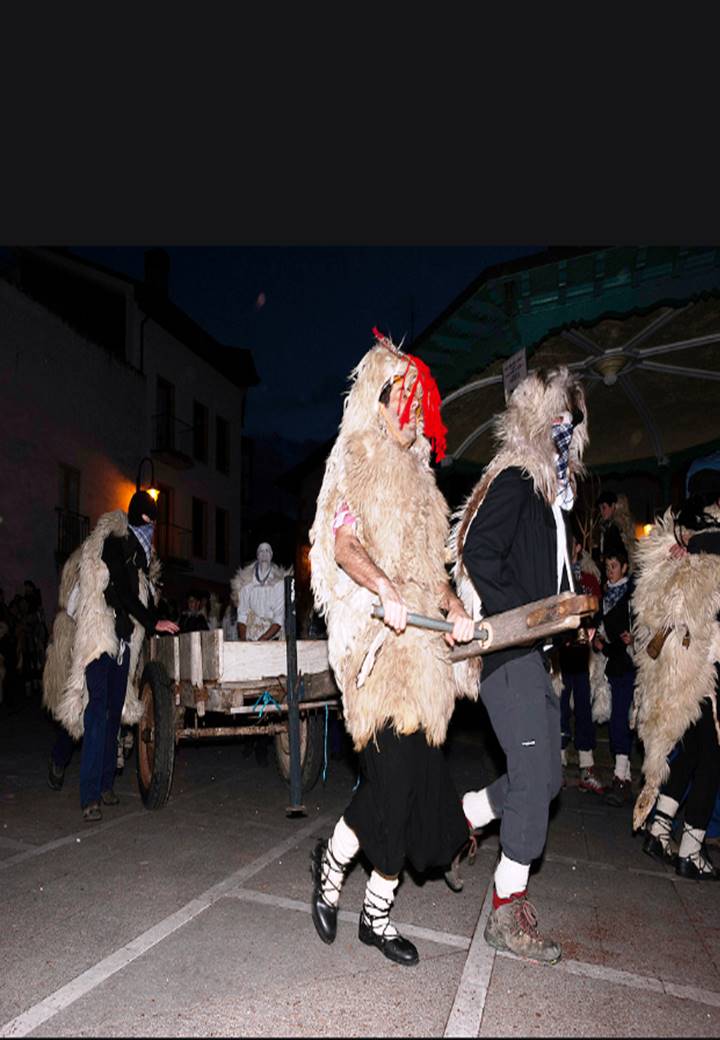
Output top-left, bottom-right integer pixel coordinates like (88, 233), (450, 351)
(560, 671), (595, 752)
(53, 651), (130, 808)
(607, 671), (635, 759)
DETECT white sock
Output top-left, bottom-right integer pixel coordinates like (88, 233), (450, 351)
(650, 795), (678, 841)
(655, 795), (679, 821)
(494, 853), (530, 900)
(364, 871), (399, 937)
(463, 788), (497, 830)
(323, 816), (359, 906)
(578, 750), (594, 770)
(614, 754), (631, 781)
(561, 748), (568, 767)
(678, 825), (707, 863)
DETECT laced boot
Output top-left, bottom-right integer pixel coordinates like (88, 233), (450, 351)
(676, 825), (720, 881)
(484, 893), (561, 964)
(642, 809), (677, 866)
(358, 874), (418, 966)
(446, 791), (494, 892)
(310, 840), (344, 943)
(444, 822), (479, 892)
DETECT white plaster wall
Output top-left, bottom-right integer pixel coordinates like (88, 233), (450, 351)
(0, 280), (248, 619)
(142, 322), (246, 588)
(0, 281), (144, 617)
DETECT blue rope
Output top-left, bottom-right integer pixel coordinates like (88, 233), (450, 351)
(250, 689), (282, 721)
(321, 704), (329, 783)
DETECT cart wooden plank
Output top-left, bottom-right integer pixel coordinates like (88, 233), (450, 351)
(221, 639), (330, 682)
(149, 631), (333, 687)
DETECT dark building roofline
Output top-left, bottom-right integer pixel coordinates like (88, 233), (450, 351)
(9, 247), (260, 389)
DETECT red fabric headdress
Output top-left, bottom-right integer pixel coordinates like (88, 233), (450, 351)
(372, 327), (448, 462)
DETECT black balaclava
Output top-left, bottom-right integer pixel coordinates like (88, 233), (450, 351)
(128, 490), (158, 527)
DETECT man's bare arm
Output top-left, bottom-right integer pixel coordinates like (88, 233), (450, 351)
(334, 525), (407, 633)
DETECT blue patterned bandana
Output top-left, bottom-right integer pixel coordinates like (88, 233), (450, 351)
(603, 576), (628, 615)
(129, 522), (154, 565)
(552, 421), (574, 489)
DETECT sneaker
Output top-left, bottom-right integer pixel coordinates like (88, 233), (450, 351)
(484, 896), (561, 964)
(603, 776), (631, 807)
(101, 789), (120, 806)
(578, 767), (605, 795)
(82, 802), (102, 822)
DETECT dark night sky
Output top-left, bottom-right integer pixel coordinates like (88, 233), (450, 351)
(69, 246), (544, 444)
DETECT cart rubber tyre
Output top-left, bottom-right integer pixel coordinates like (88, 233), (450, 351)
(136, 661), (176, 810)
(274, 712), (324, 793)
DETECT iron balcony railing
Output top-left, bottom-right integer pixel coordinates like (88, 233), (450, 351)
(56, 508), (90, 558)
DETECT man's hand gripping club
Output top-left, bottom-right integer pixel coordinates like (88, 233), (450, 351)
(334, 525), (474, 646)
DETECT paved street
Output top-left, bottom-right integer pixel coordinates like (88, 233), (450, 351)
(1, 694), (719, 1038)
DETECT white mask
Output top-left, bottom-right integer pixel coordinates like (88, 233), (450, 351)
(255, 542), (273, 580)
(256, 543), (273, 565)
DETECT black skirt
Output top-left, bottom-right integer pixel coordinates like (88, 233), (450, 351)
(344, 725), (468, 877)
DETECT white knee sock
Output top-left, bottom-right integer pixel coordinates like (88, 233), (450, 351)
(649, 795), (679, 844)
(578, 750), (594, 770)
(614, 754), (631, 781)
(653, 795), (679, 823)
(462, 788), (497, 830)
(363, 871), (399, 937)
(494, 853), (530, 899)
(561, 748), (568, 767)
(323, 816), (359, 906)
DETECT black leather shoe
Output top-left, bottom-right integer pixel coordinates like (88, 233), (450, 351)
(642, 831), (677, 866)
(310, 841), (338, 944)
(47, 757), (65, 791)
(676, 853), (720, 880)
(358, 914), (419, 966)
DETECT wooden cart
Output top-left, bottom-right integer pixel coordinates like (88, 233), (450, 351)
(133, 586), (597, 814)
(135, 627), (340, 813)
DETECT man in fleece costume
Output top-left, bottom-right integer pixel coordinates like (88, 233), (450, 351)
(450, 367), (588, 964)
(43, 490), (179, 820)
(308, 330), (477, 967)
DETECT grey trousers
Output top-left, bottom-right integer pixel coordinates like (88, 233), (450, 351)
(481, 650), (562, 865)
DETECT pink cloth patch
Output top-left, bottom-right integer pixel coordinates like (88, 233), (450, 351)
(333, 501), (357, 534)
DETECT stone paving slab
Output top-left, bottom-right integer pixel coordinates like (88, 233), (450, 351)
(3, 698), (720, 1038)
(31, 897), (467, 1038)
(479, 956), (720, 1037)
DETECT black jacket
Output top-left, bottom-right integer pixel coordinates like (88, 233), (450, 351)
(101, 531), (158, 642)
(599, 577), (635, 677)
(463, 467), (570, 678)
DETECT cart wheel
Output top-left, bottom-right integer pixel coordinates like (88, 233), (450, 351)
(273, 712), (324, 793)
(136, 661), (176, 810)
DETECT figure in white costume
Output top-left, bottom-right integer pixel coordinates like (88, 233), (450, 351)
(231, 543), (289, 642)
